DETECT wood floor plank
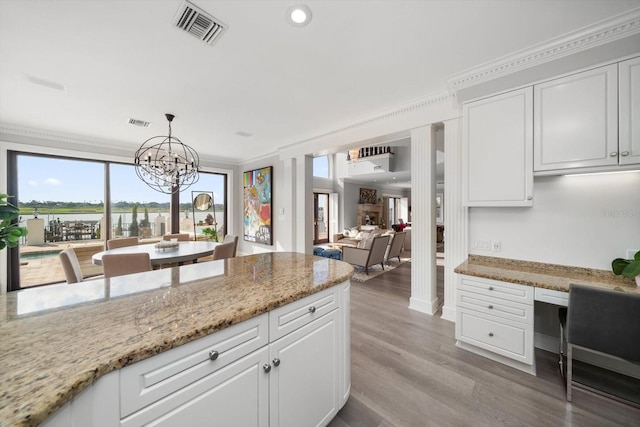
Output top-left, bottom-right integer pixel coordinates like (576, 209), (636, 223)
(329, 263), (640, 427)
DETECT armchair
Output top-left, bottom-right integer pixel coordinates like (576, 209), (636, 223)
(385, 231), (406, 264)
(342, 234), (391, 275)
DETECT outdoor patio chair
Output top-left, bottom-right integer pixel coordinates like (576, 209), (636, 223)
(102, 253), (152, 278)
(59, 248), (84, 283)
(222, 234), (239, 257)
(162, 233), (190, 241)
(212, 241), (235, 260)
(107, 237), (139, 250)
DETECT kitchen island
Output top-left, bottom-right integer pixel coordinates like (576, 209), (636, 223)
(0, 252), (353, 427)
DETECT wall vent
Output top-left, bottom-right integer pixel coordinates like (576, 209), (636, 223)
(174, 1), (227, 46)
(128, 118), (151, 127)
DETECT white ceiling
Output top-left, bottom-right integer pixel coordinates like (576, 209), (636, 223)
(1, 0), (639, 165)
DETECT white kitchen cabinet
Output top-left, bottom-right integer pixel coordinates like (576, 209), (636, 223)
(269, 309), (340, 427)
(463, 87), (533, 207)
(42, 282), (351, 427)
(534, 64), (618, 171)
(456, 276), (535, 374)
(619, 56), (640, 166)
(121, 347), (269, 427)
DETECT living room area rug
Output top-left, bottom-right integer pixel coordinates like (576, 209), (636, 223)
(350, 252), (411, 282)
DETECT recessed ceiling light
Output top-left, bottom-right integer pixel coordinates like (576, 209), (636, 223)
(287, 5), (312, 27)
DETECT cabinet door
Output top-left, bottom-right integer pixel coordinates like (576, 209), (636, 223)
(534, 64), (618, 171)
(463, 87), (533, 207)
(121, 347), (269, 427)
(619, 56), (640, 166)
(270, 310), (340, 427)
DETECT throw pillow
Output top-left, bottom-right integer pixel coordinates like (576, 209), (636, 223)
(343, 228), (351, 237)
(358, 233), (376, 250)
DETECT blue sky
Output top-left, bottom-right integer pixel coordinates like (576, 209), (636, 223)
(18, 155), (225, 204)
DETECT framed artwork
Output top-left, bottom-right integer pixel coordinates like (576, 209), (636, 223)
(243, 166), (272, 245)
(359, 188), (377, 204)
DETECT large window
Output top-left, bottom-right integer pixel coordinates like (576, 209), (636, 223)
(313, 155), (329, 178)
(7, 151), (227, 290)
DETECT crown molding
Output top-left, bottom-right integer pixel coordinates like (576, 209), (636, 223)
(447, 8), (640, 91)
(279, 90), (456, 151)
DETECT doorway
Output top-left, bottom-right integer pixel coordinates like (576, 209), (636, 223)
(313, 192), (329, 245)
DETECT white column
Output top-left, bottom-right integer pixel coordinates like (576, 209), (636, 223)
(409, 125), (438, 315)
(295, 155), (313, 254)
(441, 118), (467, 322)
(278, 156), (296, 252)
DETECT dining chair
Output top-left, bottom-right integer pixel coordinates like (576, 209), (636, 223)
(59, 248), (84, 283)
(222, 234), (239, 257)
(212, 241), (235, 260)
(107, 237), (139, 250)
(560, 284), (640, 407)
(101, 253), (153, 278)
(163, 233), (190, 241)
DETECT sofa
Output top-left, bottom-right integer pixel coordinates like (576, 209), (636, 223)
(332, 226), (395, 249)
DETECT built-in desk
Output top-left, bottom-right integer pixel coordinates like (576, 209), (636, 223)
(454, 255), (639, 375)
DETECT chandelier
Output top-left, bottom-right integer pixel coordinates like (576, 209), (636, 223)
(134, 114), (200, 194)
(346, 148), (360, 164)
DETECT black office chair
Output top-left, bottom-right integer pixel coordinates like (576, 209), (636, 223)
(559, 284), (640, 407)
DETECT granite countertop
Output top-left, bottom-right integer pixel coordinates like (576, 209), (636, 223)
(455, 255), (640, 294)
(0, 252), (353, 427)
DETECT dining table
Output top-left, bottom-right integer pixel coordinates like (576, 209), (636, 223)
(92, 241), (219, 267)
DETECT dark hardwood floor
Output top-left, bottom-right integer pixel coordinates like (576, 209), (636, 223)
(329, 263), (640, 427)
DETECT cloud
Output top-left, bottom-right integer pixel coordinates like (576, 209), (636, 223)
(43, 178), (61, 186)
(27, 180), (38, 187)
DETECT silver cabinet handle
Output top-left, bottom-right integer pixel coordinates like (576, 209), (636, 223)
(488, 287), (494, 291)
(621, 151), (630, 156)
(209, 350), (219, 361)
(309, 306), (316, 313)
(610, 152), (618, 157)
(488, 332), (494, 337)
(527, 196), (533, 200)
(488, 305), (493, 309)
(272, 358), (281, 367)
(263, 364), (271, 373)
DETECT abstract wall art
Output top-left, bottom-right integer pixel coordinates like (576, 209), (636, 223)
(243, 166), (272, 245)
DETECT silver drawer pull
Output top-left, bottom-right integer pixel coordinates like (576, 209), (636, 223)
(309, 306), (316, 313)
(488, 287), (494, 291)
(263, 364), (271, 373)
(209, 350), (219, 361)
(488, 305), (493, 309)
(610, 152), (618, 157)
(621, 151), (630, 156)
(488, 332), (494, 337)
(272, 358), (281, 367)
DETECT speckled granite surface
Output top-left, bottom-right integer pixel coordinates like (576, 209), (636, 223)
(0, 252), (353, 427)
(455, 255), (639, 294)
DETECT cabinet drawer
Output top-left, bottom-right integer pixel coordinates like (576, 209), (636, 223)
(269, 286), (339, 341)
(457, 290), (533, 324)
(534, 287), (568, 306)
(458, 308), (533, 364)
(459, 276), (533, 305)
(120, 313), (268, 418)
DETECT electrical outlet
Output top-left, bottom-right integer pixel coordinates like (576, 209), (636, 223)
(492, 240), (502, 252)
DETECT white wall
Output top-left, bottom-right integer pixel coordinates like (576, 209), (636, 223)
(469, 172), (640, 270)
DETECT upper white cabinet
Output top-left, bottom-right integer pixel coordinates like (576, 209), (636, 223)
(619, 56), (640, 166)
(463, 87), (533, 207)
(534, 64), (619, 171)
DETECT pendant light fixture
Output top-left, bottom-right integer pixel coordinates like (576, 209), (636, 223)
(134, 113), (200, 194)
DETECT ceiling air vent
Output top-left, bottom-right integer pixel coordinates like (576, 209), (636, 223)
(174, 1), (227, 46)
(128, 118), (151, 127)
